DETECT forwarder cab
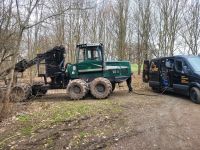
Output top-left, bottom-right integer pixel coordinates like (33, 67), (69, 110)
(143, 55), (200, 104)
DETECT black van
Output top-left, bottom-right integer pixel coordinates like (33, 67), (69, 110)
(143, 55), (200, 103)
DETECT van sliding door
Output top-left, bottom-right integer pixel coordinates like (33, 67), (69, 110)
(149, 60), (160, 88)
(173, 59), (189, 95)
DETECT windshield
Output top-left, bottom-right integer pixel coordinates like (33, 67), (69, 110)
(187, 57), (200, 72)
(77, 46), (102, 63)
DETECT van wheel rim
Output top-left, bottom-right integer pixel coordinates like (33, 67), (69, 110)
(191, 90), (197, 101)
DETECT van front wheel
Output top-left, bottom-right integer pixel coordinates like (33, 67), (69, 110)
(190, 87), (200, 104)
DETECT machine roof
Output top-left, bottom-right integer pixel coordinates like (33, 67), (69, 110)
(76, 43), (103, 48)
(151, 55), (199, 61)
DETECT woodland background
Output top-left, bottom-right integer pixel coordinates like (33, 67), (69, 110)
(1, 1), (200, 147)
(1, 0), (200, 77)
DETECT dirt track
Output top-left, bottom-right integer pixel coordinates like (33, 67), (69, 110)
(110, 91), (200, 150)
(1, 88), (200, 150)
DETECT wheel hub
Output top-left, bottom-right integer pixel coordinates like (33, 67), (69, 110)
(73, 85), (81, 94)
(96, 84), (105, 93)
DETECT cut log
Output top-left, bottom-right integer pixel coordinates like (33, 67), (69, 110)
(10, 83), (32, 102)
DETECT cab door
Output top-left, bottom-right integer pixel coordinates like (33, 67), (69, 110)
(76, 46), (103, 79)
(173, 58), (189, 95)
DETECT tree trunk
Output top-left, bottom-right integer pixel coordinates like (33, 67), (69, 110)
(138, 62), (142, 75)
(0, 29), (23, 121)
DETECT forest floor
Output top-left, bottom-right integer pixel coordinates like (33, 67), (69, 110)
(1, 76), (200, 150)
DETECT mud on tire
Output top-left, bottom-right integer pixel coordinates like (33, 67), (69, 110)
(67, 79), (88, 100)
(90, 77), (112, 99)
(10, 83), (32, 102)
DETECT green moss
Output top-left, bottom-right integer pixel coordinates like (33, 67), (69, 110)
(17, 114), (31, 122)
(20, 126), (33, 136)
(79, 131), (88, 139)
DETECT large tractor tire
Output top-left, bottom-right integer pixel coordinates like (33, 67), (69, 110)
(190, 87), (200, 104)
(67, 79), (88, 100)
(10, 83), (32, 102)
(31, 82), (47, 97)
(90, 77), (112, 99)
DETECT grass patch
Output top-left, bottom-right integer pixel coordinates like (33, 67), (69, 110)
(14, 100), (122, 137)
(17, 114), (31, 122)
(79, 131), (89, 139)
(131, 63), (143, 73)
(20, 126), (33, 136)
(50, 104), (91, 123)
(0, 100), (124, 150)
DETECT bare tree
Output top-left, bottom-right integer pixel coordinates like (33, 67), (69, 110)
(133, 0), (151, 74)
(0, 0), (16, 70)
(115, 0), (129, 60)
(157, 0), (185, 56)
(181, 1), (200, 55)
(0, 0), (40, 120)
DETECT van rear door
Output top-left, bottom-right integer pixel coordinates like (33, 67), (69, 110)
(143, 60), (150, 82)
(149, 59), (160, 88)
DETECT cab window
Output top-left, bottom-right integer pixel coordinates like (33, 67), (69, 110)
(78, 49), (85, 63)
(78, 47), (102, 63)
(175, 60), (183, 72)
(87, 50), (92, 59)
(86, 47), (101, 61)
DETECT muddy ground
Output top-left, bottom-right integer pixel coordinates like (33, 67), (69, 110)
(0, 85), (200, 150)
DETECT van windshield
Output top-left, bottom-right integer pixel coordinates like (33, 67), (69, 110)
(187, 57), (200, 72)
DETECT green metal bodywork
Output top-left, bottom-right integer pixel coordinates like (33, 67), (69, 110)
(66, 44), (132, 83)
(67, 60), (131, 83)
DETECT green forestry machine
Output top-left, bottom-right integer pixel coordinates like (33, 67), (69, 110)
(0, 43), (132, 102)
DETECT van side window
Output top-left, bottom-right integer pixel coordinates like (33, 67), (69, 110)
(175, 60), (183, 72)
(150, 61), (159, 72)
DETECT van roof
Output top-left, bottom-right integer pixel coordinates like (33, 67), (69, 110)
(151, 55), (199, 61)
